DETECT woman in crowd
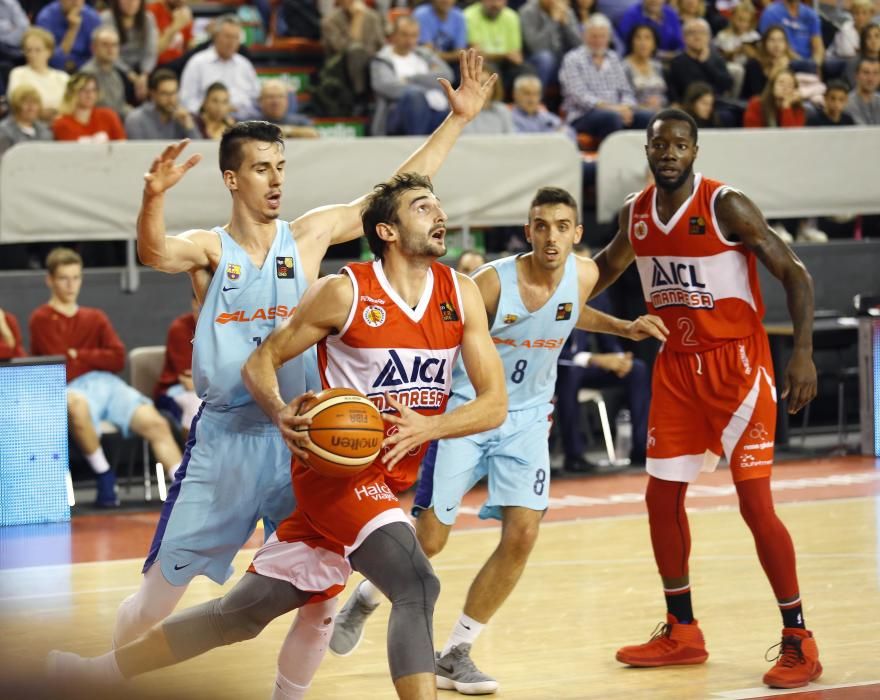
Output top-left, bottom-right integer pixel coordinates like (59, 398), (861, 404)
(52, 72), (127, 142)
(623, 24), (667, 111)
(742, 25), (796, 100)
(847, 23), (880, 85)
(7, 27), (70, 121)
(570, 0), (596, 33)
(829, 0), (875, 60)
(0, 85), (53, 157)
(681, 80), (721, 127)
(195, 82), (235, 140)
(101, 0), (159, 102)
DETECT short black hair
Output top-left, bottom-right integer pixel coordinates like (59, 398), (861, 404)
(218, 120), (284, 173)
(646, 108), (699, 144)
(856, 55), (880, 73)
(626, 23), (659, 56)
(825, 79), (850, 96)
(529, 187), (579, 223)
(361, 172), (434, 261)
(148, 67), (177, 91)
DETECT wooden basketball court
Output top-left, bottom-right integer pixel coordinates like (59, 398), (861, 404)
(1, 455), (878, 699)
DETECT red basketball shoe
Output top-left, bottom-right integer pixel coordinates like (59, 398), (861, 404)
(763, 628), (822, 688)
(616, 614), (709, 667)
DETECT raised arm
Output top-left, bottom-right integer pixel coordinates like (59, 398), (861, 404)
(714, 188), (816, 414)
(293, 49), (499, 280)
(382, 274), (507, 468)
(590, 198), (637, 299)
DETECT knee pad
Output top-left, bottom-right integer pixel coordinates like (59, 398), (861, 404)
(216, 576), (307, 644)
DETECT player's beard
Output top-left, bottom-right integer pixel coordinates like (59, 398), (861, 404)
(651, 161), (693, 191)
(401, 227), (445, 259)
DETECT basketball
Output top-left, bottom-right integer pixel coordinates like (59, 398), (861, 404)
(295, 388), (385, 478)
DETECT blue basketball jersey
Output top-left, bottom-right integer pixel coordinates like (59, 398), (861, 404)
(192, 220), (317, 421)
(452, 254), (579, 411)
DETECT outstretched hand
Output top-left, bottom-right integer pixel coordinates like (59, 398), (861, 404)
(438, 48), (499, 123)
(144, 139), (202, 197)
(625, 314), (669, 342)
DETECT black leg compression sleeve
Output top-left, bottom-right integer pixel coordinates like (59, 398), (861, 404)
(162, 572), (313, 661)
(349, 522), (441, 680)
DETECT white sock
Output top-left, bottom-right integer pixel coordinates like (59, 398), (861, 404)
(356, 579), (384, 607)
(75, 650), (123, 684)
(442, 613), (484, 656)
(85, 448), (111, 475)
(274, 598), (337, 699)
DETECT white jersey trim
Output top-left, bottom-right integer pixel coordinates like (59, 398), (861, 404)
(651, 173), (704, 235)
(709, 185), (742, 248)
(451, 270), (466, 325)
(337, 267), (359, 337)
(373, 259), (434, 323)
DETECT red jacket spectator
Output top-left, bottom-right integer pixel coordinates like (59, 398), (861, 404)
(149, 0), (194, 66)
(53, 107), (127, 141)
(155, 311), (196, 398)
(743, 96), (806, 126)
(0, 310), (26, 360)
(29, 304), (126, 381)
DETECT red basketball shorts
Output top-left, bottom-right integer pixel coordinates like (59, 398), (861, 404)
(646, 331), (777, 483)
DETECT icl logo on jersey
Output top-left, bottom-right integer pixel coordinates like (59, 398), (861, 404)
(649, 258), (715, 310)
(373, 349), (447, 387)
(367, 349), (450, 411)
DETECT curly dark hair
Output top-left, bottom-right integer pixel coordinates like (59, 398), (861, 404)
(361, 172), (435, 260)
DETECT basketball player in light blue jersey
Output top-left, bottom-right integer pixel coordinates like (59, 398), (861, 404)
(330, 187), (669, 694)
(100, 50), (498, 700)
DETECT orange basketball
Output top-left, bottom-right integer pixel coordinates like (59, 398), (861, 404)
(295, 388), (385, 478)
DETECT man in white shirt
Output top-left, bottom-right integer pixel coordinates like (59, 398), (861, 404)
(179, 14), (259, 119)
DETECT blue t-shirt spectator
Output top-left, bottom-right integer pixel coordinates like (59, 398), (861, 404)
(36, 0), (102, 72)
(413, 3), (468, 55)
(617, 2), (684, 53)
(758, 1), (820, 61)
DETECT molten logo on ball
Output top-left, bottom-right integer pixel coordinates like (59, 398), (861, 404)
(331, 436), (381, 450)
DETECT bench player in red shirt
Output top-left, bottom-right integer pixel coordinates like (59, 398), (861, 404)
(592, 108), (820, 689)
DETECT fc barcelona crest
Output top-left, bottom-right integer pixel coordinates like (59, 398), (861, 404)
(439, 301), (459, 322)
(226, 263), (241, 281)
(276, 256), (295, 278)
(555, 303), (573, 321)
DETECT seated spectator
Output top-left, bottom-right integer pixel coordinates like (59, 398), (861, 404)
(148, 0), (193, 67)
(81, 26), (135, 117)
(807, 79), (855, 125)
(571, 0), (597, 33)
(757, 0), (822, 73)
(623, 24), (668, 110)
(155, 296), (200, 435)
(101, 0), (159, 103)
(511, 73), (577, 139)
(712, 0), (759, 97)
(847, 57), (880, 124)
(0, 307), (25, 360)
(414, 0), (469, 68)
(744, 68), (805, 126)
(555, 290), (650, 471)
(456, 249), (486, 275)
(518, 0), (582, 89)
(829, 0), (874, 60)
(179, 15), (259, 119)
(666, 18), (733, 104)
(616, 0), (684, 60)
(464, 0), (527, 94)
(52, 71), (127, 141)
(681, 79), (721, 126)
(30, 247), (182, 506)
(0, 0), (29, 92)
(320, 0), (385, 103)
(463, 65), (516, 132)
(36, 0), (103, 73)
(671, 0), (726, 36)
(124, 67), (199, 139)
(560, 14), (653, 140)
(8, 28), (71, 121)
(370, 16), (454, 136)
(257, 79), (320, 138)
(194, 81), (234, 139)
(846, 23), (880, 86)
(742, 24), (794, 100)
(0, 85), (54, 156)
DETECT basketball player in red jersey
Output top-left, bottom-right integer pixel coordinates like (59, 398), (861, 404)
(591, 108), (820, 689)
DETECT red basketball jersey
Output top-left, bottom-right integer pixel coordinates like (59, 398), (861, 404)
(296, 259), (465, 496)
(628, 174), (766, 353)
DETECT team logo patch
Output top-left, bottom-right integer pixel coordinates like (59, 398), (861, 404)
(363, 305), (386, 327)
(225, 263), (241, 281)
(439, 301), (459, 322)
(555, 303), (573, 321)
(689, 216), (706, 235)
(503, 314), (518, 324)
(633, 221), (649, 240)
(276, 256), (295, 278)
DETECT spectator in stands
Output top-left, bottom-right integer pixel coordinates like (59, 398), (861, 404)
(511, 72), (577, 138)
(742, 24), (794, 100)
(320, 0), (385, 104)
(713, 0), (759, 98)
(464, 0), (526, 93)
(555, 290), (650, 471)
(758, 0), (823, 73)
(456, 249), (486, 275)
(370, 15), (455, 135)
(0, 0), (30, 93)
(519, 0), (582, 89)
(179, 15), (259, 119)
(666, 18), (733, 104)
(36, 0), (103, 73)
(124, 67), (199, 139)
(560, 14), (653, 140)
(463, 64), (516, 132)
(194, 81), (234, 139)
(744, 68), (805, 126)
(148, 0), (193, 67)
(155, 295), (200, 436)
(847, 23), (880, 86)
(257, 78), (320, 138)
(101, 0), (159, 103)
(847, 57), (880, 124)
(414, 0), (469, 70)
(829, 0), (874, 60)
(616, 0), (684, 59)
(30, 247), (182, 506)
(81, 26), (135, 117)
(681, 79), (721, 126)
(571, 0), (597, 32)
(52, 71), (127, 141)
(0, 307), (25, 359)
(623, 24), (667, 110)
(807, 78), (855, 125)
(671, 0), (726, 35)
(7, 28), (71, 121)
(0, 85), (54, 157)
